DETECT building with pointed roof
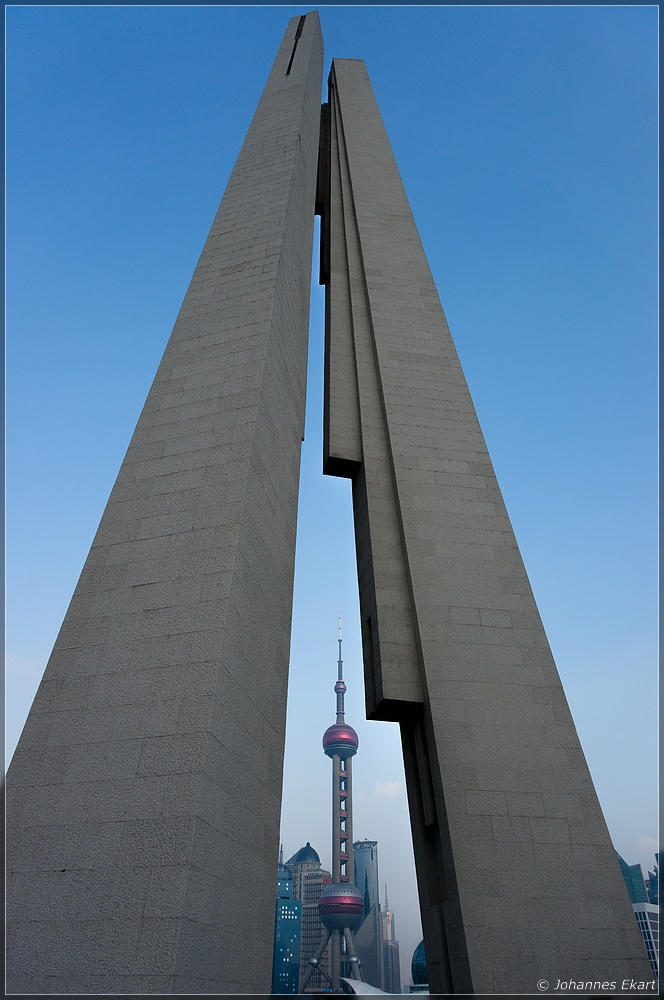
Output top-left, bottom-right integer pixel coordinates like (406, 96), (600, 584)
(285, 843), (331, 991)
(382, 886), (402, 994)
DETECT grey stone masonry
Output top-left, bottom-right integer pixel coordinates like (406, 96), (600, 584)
(6, 13), (323, 995)
(323, 58), (651, 994)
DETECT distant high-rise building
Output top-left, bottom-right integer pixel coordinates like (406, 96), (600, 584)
(271, 853), (302, 995)
(354, 897), (383, 989)
(618, 853), (659, 979)
(352, 840), (383, 988)
(382, 886), (402, 994)
(384, 941), (402, 995)
(618, 853), (649, 903)
(633, 902), (658, 980)
(381, 889), (395, 944)
(285, 843), (332, 991)
(646, 854), (659, 905)
(354, 840), (380, 917)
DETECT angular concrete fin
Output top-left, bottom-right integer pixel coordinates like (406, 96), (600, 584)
(6, 14), (323, 995)
(323, 55), (651, 995)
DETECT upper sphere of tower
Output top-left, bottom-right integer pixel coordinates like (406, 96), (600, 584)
(323, 722), (359, 758)
(334, 680), (346, 694)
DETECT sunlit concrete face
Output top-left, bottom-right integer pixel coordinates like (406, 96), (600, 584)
(5, 13), (323, 995)
(322, 56), (652, 994)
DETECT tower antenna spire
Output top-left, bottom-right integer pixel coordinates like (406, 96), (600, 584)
(336, 614), (345, 723)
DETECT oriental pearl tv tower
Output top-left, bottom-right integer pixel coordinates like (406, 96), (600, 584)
(298, 620), (365, 994)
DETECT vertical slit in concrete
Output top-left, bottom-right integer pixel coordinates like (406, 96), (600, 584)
(316, 102), (331, 285)
(286, 14), (307, 75)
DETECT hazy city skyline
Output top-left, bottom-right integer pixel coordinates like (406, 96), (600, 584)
(7, 5), (657, 982)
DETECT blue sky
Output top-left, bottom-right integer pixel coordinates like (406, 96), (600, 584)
(6, 5), (657, 977)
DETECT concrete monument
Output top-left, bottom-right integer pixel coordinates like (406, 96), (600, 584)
(6, 12), (651, 996)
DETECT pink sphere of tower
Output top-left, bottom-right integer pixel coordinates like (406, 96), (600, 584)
(323, 722), (359, 758)
(318, 882), (364, 932)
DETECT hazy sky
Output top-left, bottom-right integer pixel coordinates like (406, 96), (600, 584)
(6, 5), (657, 980)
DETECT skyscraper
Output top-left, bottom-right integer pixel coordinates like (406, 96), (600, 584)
(633, 905), (658, 980)
(285, 843), (332, 992)
(353, 840), (384, 988)
(272, 855), (302, 995)
(384, 941), (402, 995)
(354, 840), (380, 917)
(618, 853), (659, 980)
(646, 854), (659, 905)
(618, 853), (649, 903)
(382, 886), (402, 995)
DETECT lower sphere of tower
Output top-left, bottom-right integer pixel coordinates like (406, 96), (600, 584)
(318, 882), (364, 931)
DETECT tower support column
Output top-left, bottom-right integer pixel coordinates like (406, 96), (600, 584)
(331, 929), (341, 991)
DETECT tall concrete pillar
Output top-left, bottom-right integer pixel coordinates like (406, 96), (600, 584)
(6, 13), (323, 994)
(322, 57), (651, 994)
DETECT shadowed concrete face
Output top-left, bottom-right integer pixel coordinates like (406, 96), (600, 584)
(322, 57), (651, 995)
(6, 13), (323, 995)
